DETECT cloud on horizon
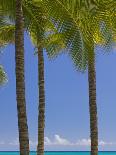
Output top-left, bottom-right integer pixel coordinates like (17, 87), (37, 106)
(0, 134), (116, 150)
(44, 134), (116, 146)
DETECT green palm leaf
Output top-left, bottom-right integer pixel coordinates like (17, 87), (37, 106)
(0, 25), (15, 47)
(0, 65), (7, 85)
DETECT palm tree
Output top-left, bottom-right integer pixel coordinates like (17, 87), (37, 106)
(0, 0), (30, 154)
(1, 1), (30, 153)
(37, 1), (115, 154)
(0, 1), (64, 154)
(15, 0), (30, 154)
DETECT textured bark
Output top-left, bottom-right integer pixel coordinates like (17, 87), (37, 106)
(15, 0), (29, 154)
(88, 55), (98, 155)
(37, 48), (45, 155)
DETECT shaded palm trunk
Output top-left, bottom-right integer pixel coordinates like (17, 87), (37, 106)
(88, 53), (98, 155)
(15, 0), (29, 154)
(37, 47), (45, 155)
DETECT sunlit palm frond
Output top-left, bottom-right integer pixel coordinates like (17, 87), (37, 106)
(0, 65), (7, 85)
(43, 33), (65, 58)
(0, 25), (15, 47)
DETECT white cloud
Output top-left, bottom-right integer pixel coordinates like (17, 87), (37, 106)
(76, 139), (115, 146)
(54, 134), (71, 145)
(76, 139), (91, 146)
(9, 138), (19, 146)
(44, 137), (52, 145)
(5, 134), (116, 148)
(44, 135), (90, 146)
(44, 134), (73, 146)
(99, 140), (106, 146)
(99, 140), (115, 146)
(44, 134), (116, 147)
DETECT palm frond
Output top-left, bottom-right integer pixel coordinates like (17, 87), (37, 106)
(0, 25), (15, 47)
(0, 65), (7, 85)
(44, 33), (65, 58)
(0, 0), (15, 21)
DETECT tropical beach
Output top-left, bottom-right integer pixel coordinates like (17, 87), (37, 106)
(0, 0), (116, 155)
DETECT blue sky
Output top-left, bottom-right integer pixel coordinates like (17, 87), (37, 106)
(0, 34), (116, 151)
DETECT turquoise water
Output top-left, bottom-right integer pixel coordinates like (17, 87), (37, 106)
(0, 152), (116, 155)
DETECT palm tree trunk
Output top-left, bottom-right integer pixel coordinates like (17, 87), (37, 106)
(15, 0), (29, 154)
(88, 54), (98, 155)
(37, 47), (45, 155)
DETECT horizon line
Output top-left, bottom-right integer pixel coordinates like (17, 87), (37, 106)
(0, 151), (116, 152)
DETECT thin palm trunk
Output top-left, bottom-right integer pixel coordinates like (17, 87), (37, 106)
(15, 0), (29, 154)
(88, 53), (98, 155)
(37, 47), (45, 155)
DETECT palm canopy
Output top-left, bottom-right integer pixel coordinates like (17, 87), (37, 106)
(0, 0), (65, 55)
(1, 0), (115, 78)
(33, 0), (116, 70)
(1, 0), (116, 68)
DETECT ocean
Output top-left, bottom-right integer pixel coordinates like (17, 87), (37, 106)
(0, 152), (116, 155)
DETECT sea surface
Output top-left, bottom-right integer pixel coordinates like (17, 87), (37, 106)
(0, 152), (116, 155)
